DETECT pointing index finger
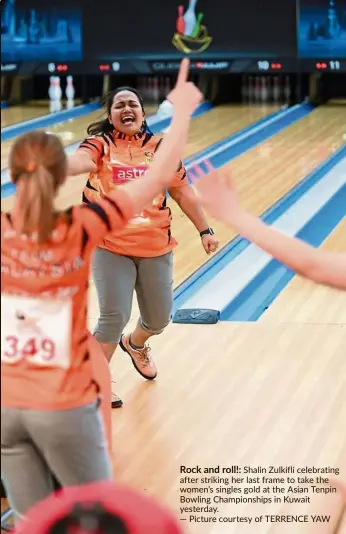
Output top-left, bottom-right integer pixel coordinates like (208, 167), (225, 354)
(176, 58), (190, 86)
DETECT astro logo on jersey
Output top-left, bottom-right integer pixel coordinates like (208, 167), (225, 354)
(112, 166), (149, 184)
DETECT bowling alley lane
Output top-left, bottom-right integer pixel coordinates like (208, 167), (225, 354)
(1, 102), (278, 172)
(3, 103), (344, 293)
(260, 217), (346, 325)
(1, 101), (53, 128)
(1, 102), (279, 196)
(170, 103), (345, 286)
(1, 103), (160, 170)
(1, 104), (105, 170)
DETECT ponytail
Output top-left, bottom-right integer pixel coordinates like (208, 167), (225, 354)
(17, 165), (56, 244)
(9, 131), (67, 244)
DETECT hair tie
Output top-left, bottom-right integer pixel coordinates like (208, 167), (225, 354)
(26, 161), (37, 173)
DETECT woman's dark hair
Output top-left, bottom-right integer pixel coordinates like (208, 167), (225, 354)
(87, 86), (152, 137)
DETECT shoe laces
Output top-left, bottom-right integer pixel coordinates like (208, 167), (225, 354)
(136, 345), (151, 365)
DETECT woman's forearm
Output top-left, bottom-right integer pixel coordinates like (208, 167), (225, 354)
(67, 153), (97, 176)
(232, 210), (346, 289)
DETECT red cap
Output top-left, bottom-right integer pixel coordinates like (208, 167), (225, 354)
(15, 481), (185, 534)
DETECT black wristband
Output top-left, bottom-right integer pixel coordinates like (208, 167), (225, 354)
(200, 228), (214, 237)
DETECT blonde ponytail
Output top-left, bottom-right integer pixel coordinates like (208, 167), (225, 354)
(18, 166), (56, 243)
(9, 131), (67, 244)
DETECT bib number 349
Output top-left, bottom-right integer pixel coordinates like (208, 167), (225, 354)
(1, 294), (72, 369)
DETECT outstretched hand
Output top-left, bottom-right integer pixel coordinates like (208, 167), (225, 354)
(167, 58), (203, 116)
(190, 160), (242, 224)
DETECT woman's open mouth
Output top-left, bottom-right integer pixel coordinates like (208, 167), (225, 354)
(121, 115), (135, 125)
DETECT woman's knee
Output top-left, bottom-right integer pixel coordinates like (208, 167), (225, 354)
(139, 315), (171, 336)
(139, 298), (173, 336)
(94, 309), (130, 344)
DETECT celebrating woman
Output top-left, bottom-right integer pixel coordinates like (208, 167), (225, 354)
(67, 83), (219, 407)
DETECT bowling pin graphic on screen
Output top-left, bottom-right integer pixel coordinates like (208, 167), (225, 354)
(176, 5), (185, 34)
(183, 0), (197, 36)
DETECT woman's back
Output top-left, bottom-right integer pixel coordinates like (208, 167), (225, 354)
(1, 195), (132, 410)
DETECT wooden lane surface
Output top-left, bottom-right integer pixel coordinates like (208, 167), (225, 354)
(106, 321), (346, 534)
(1, 104), (158, 170)
(1, 102), (52, 129)
(260, 217), (346, 325)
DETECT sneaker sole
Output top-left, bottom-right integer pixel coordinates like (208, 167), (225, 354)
(111, 398), (123, 409)
(119, 337), (157, 380)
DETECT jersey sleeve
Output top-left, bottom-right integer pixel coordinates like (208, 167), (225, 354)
(169, 160), (189, 188)
(76, 188), (135, 251)
(77, 136), (104, 167)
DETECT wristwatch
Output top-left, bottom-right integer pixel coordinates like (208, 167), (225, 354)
(200, 228), (214, 238)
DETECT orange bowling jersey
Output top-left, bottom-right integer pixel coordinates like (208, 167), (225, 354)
(1, 190), (134, 410)
(79, 130), (188, 257)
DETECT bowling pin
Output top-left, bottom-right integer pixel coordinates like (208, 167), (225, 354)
(183, 0), (197, 37)
(65, 75), (75, 102)
(55, 77), (62, 110)
(54, 76), (62, 101)
(176, 5), (185, 34)
(48, 76), (56, 102)
(49, 77), (61, 112)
